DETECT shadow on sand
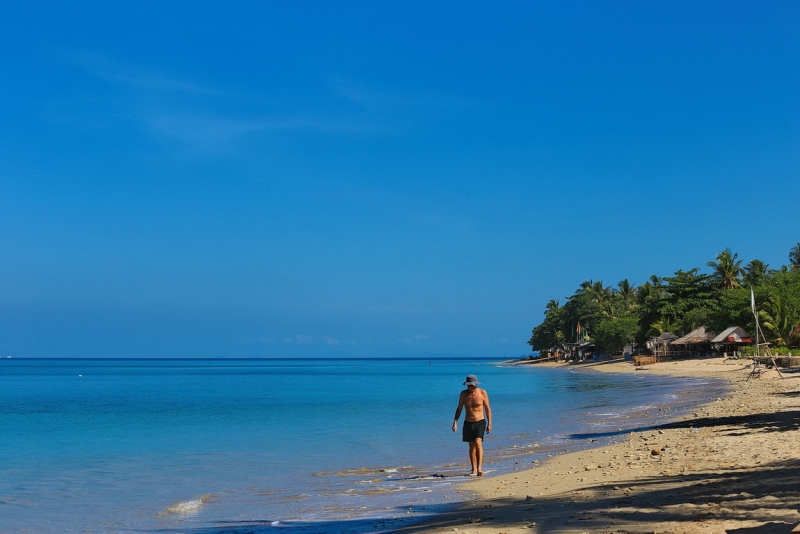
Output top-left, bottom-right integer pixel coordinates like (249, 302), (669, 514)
(570, 404), (800, 442)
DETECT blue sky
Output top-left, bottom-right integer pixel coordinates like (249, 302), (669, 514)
(1, 1), (798, 358)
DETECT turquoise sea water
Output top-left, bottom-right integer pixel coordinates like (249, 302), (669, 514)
(0, 358), (726, 533)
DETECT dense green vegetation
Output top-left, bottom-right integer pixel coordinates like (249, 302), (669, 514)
(528, 244), (800, 353)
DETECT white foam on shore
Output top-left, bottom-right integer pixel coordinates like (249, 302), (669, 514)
(160, 494), (215, 516)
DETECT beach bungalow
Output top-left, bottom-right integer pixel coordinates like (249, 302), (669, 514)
(669, 326), (717, 358)
(711, 326), (753, 358)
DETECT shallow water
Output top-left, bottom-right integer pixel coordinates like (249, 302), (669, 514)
(0, 358), (726, 533)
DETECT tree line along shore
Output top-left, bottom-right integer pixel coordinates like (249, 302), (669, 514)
(528, 243), (800, 356)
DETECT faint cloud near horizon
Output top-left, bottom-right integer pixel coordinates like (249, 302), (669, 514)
(242, 337), (277, 345)
(322, 335), (340, 345)
(400, 334), (428, 345)
(324, 303), (470, 316)
(288, 335), (340, 345)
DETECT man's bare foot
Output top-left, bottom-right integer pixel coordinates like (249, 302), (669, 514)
(477, 471), (483, 476)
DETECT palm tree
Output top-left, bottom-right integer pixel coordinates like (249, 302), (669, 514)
(545, 299), (561, 312)
(760, 294), (800, 347)
(600, 299), (623, 319)
(617, 279), (636, 311)
(636, 283), (656, 304)
(707, 248), (743, 289)
(582, 280), (611, 303)
(647, 317), (681, 337)
(636, 275), (663, 305)
(743, 259), (770, 287)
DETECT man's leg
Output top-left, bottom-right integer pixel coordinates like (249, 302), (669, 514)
(474, 437), (483, 476)
(468, 441), (478, 475)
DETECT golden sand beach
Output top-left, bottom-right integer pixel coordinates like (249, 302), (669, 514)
(398, 358), (800, 534)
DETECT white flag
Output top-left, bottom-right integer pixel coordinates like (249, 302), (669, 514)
(751, 287), (756, 315)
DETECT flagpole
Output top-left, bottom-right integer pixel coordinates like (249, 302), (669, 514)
(751, 288), (759, 359)
(748, 287), (784, 380)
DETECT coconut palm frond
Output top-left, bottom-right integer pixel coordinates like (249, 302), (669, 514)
(759, 294), (800, 346)
(707, 248), (743, 289)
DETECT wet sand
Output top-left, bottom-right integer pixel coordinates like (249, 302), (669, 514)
(396, 357), (800, 534)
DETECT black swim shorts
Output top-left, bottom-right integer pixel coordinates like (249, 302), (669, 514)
(462, 419), (487, 442)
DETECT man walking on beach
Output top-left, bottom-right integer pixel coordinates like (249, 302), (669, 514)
(452, 374), (492, 476)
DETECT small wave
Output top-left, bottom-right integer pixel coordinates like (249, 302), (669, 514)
(408, 474), (447, 481)
(159, 494), (215, 516)
(333, 466), (406, 476)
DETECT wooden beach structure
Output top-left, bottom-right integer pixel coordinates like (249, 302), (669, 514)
(669, 326), (717, 358)
(646, 332), (679, 361)
(633, 354), (657, 366)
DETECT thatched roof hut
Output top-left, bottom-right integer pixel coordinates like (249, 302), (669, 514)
(670, 326), (716, 345)
(654, 332), (679, 344)
(647, 331), (679, 358)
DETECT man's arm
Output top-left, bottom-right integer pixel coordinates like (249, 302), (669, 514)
(483, 391), (492, 433)
(452, 392), (465, 432)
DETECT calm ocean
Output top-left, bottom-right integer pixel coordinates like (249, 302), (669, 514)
(0, 358), (725, 533)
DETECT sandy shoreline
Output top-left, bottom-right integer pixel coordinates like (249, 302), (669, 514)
(396, 357), (800, 534)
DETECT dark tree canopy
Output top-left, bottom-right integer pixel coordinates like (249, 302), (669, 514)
(790, 243), (800, 269)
